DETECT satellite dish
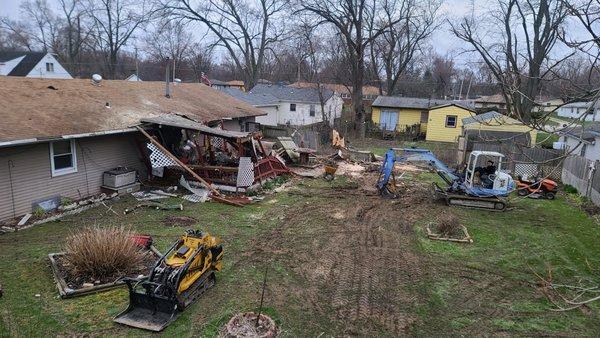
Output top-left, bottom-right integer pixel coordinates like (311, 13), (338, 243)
(91, 74), (102, 85)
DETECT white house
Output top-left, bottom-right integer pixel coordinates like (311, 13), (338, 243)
(126, 74), (142, 81)
(0, 51), (73, 79)
(557, 101), (600, 121)
(560, 123), (600, 161)
(222, 84), (343, 127)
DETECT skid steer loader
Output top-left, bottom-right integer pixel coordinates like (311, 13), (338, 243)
(114, 229), (223, 332)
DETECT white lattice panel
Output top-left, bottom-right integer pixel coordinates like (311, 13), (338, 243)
(237, 157), (254, 187)
(210, 137), (225, 149)
(514, 163), (538, 180)
(147, 143), (178, 168)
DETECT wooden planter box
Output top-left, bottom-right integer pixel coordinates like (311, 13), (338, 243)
(48, 246), (161, 299)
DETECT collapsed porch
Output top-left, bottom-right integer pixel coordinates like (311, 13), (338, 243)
(137, 115), (289, 192)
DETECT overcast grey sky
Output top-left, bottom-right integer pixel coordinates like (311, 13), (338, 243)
(0, 0), (584, 67)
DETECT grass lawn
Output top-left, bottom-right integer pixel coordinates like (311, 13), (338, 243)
(536, 131), (560, 148)
(0, 173), (598, 336)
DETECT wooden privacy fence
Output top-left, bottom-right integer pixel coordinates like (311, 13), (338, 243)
(469, 141), (565, 181)
(561, 155), (600, 205)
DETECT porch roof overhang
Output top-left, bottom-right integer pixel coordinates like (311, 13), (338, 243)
(140, 115), (256, 142)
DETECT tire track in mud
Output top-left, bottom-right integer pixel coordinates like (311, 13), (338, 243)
(260, 180), (433, 335)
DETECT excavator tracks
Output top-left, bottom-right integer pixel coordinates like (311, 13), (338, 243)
(433, 183), (507, 211)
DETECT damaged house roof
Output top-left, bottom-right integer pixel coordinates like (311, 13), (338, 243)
(0, 77), (265, 145)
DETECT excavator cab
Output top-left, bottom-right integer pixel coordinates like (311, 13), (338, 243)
(464, 151), (514, 193)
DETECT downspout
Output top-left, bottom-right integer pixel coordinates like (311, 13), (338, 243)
(7, 160), (16, 218)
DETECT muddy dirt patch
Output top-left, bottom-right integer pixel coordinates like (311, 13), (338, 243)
(255, 178), (437, 335)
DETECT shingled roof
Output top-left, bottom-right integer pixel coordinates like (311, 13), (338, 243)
(372, 96), (473, 109)
(221, 88), (279, 106)
(249, 83), (334, 104)
(0, 51), (47, 76)
(0, 77), (265, 144)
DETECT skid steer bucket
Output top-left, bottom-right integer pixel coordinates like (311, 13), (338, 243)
(114, 280), (180, 332)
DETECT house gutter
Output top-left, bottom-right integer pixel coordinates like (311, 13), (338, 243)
(0, 128), (138, 148)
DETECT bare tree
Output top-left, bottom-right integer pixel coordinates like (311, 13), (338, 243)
(145, 20), (194, 80)
(563, 0), (600, 50)
(188, 43), (214, 81)
(451, 0), (570, 124)
(369, 0), (441, 95)
(86, 0), (156, 79)
(163, 0), (287, 90)
(58, 0), (90, 75)
(298, 0), (403, 138)
(0, 18), (34, 51)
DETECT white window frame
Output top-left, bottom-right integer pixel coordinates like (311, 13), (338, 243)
(290, 103), (296, 112)
(309, 104), (316, 117)
(46, 62), (54, 72)
(50, 140), (77, 177)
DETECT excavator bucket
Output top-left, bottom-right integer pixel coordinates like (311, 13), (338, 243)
(114, 280), (180, 332)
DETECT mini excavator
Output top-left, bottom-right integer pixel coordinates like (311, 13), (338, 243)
(114, 230), (223, 332)
(377, 148), (515, 211)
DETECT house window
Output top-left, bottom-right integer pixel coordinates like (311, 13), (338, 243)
(420, 111), (429, 123)
(50, 140), (77, 176)
(310, 104), (316, 117)
(46, 62), (54, 72)
(445, 115), (457, 128)
(290, 103), (296, 112)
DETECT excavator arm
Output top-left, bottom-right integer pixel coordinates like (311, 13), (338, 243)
(377, 148), (461, 194)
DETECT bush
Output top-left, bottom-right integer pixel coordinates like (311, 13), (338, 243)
(63, 227), (148, 280)
(436, 214), (461, 237)
(564, 185), (578, 194)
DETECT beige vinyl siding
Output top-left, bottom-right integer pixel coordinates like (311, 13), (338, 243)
(0, 133), (145, 221)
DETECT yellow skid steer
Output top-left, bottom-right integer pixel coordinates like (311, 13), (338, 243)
(114, 230), (223, 331)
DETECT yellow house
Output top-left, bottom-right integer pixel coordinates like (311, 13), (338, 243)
(426, 104), (476, 143)
(371, 96), (462, 134)
(461, 110), (537, 146)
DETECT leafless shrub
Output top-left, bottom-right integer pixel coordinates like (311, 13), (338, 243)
(63, 226), (148, 280)
(436, 214), (461, 237)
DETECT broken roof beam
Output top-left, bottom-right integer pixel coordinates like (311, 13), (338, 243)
(135, 126), (243, 207)
(139, 115), (258, 142)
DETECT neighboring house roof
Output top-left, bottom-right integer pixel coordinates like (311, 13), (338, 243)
(0, 51), (47, 76)
(561, 122), (600, 143)
(0, 77), (265, 144)
(372, 96), (472, 110)
(561, 101), (600, 109)
(475, 93), (505, 104)
(462, 111), (508, 125)
(226, 80), (245, 86)
(249, 83), (334, 104)
(430, 103), (476, 113)
(209, 79), (228, 86)
(126, 74), (142, 81)
(289, 82), (382, 96)
(222, 88), (279, 107)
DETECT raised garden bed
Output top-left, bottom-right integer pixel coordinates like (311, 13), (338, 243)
(48, 245), (161, 299)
